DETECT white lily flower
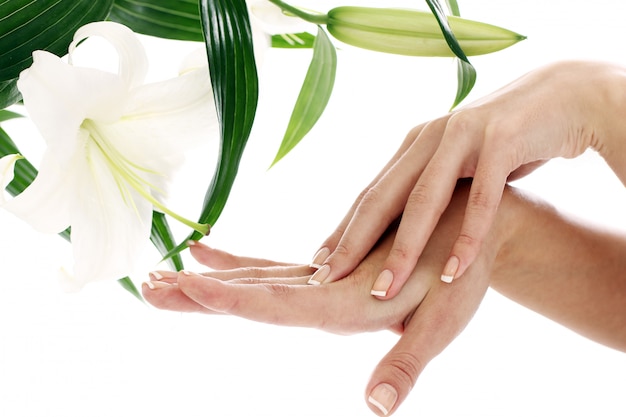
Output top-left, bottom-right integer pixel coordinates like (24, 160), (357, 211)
(6, 22), (216, 290)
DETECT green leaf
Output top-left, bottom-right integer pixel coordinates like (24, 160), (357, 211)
(0, 109), (23, 123)
(162, 0), (260, 256)
(150, 212), (184, 271)
(271, 32), (316, 49)
(108, 0), (204, 42)
(0, 79), (21, 109)
(118, 277), (144, 303)
(271, 26), (336, 167)
(453, 58), (476, 108)
(444, 0), (461, 16)
(440, 0), (475, 109)
(424, 0), (476, 108)
(0, 0), (114, 82)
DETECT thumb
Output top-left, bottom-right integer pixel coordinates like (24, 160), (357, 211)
(364, 335), (426, 416)
(365, 271), (490, 415)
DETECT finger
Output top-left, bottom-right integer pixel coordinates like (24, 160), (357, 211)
(443, 151), (511, 283)
(370, 119), (472, 299)
(141, 281), (217, 314)
(200, 264), (314, 281)
(177, 270), (376, 334)
(311, 120), (447, 286)
(143, 269), (311, 313)
(149, 264), (313, 284)
(188, 240), (297, 269)
(365, 260), (490, 416)
(148, 270), (178, 284)
(309, 123), (430, 269)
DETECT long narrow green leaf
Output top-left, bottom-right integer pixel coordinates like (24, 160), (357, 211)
(150, 212), (184, 271)
(442, 0), (475, 110)
(108, 0), (203, 42)
(0, 0), (114, 81)
(445, 0), (461, 17)
(164, 0), (259, 257)
(453, 58), (476, 108)
(271, 26), (336, 167)
(424, 0), (476, 108)
(0, 109), (22, 123)
(117, 277), (143, 302)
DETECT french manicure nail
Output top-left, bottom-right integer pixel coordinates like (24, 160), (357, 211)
(371, 270), (393, 297)
(308, 264), (330, 285)
(310, 247), (330, 269)
(149, 271), (164, 281)
(368, 383), (397, 416)
(441, 255), (459, 283)
(186, 240), (196, 247)
(145, 281), (170, 290)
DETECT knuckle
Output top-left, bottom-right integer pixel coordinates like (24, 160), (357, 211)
(381, 351), (424, 388)
(445, 110), (480, 137)
(261, 282), (294, 298)
(358, 186), (384, 213)
(405, 183), (433, 209)
(455, 231), (483, 251)
(239, 267), (264, 279)
(467, 189), (497, 212)
(332, 242), (351, 258)
(388, 243), (413, 263)
(404, 183), (446, 220)
(235, 277), (262, 285)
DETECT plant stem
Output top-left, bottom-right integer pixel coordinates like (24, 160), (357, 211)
(267, 0), (328, 25)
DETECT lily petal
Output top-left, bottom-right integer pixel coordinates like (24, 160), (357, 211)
(70, 21), (149, 90)
(17, 51), (127, 160)
(68, 138), (153, 288)
(4, 151), (73, 233)
(99, 66), (217, 203)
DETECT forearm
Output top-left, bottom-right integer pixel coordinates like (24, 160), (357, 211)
(491, 188), (626, 351)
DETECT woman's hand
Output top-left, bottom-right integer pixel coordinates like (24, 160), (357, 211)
(308, 60), (626, 300)
(143, 182), (515, 416)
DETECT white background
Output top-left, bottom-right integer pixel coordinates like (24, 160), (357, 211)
(2, 1), (626, 416)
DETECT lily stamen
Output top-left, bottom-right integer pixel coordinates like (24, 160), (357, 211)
(83, 119), (210, 235)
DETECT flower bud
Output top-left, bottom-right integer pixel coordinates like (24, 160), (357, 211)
(326, 7), (525, 57)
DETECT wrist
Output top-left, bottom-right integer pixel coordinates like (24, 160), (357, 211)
(489, 186), (535, 283)
(588, 62), (626, 184)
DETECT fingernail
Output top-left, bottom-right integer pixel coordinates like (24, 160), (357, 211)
(186, 240), (196, 247)
(368, 383), (397, 416)
(181, 270), (192, 276)
(371, 270), (393, 297)
(149, 271), (164, 281)
(145, 281), (171, 290)
(310, 247), (330, 269)
(441, 255), (459, 283)
(308, 264), (330, 285)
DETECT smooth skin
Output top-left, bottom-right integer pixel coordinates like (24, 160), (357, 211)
(308, 60), (626, 300)
(143, 183), (626, 415)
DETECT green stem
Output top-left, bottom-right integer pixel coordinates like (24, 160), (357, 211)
(267, 0), (328, 25)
